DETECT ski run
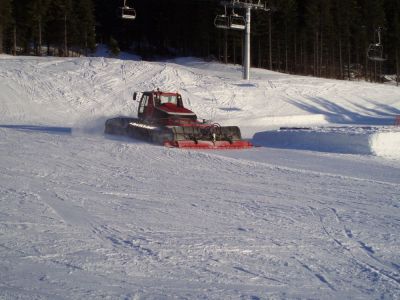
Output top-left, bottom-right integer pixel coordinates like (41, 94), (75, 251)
(0, 55), (399, 299)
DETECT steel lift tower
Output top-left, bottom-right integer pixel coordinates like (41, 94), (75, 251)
(215, 1), (269, 80)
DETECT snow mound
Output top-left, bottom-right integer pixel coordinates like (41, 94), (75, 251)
(91, 44), (141, 61)
(254, 126), (400, 159)
(370, 130), (400, 158)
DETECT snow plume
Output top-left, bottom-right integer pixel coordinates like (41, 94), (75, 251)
(72, 116), (110, 136)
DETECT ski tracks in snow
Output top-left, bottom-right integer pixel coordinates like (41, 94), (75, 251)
(1, 56), (400, 299)
(307, 205), (400, 293)
(1, 129), (399, 298)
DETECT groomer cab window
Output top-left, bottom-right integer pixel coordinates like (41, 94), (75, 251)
(160, 95), (177, 105)
(156, 94), (183, 107)
(138, 94), (149, 117)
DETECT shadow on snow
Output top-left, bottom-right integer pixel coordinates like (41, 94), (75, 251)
(287, 96), (400, 126)
(0, 124), (72, 135)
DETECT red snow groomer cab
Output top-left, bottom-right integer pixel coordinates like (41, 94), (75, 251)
(105, 90), (252, 149)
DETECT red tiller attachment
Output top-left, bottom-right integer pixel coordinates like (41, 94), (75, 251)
(164, 140), (253, 149)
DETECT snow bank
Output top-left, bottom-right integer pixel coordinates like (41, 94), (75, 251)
(254, 126), (400, 159)
(370, 130), (400, 158)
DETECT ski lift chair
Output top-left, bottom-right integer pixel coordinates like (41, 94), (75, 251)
(230, 13), (245, 30)
(214, 15), (231, 29)
(367, 28), (386, 62)
(119, 0), (136, 20)
(214, 6), (230, 29)
(120, 6), (136, 20)
(367, 44), (386, 62)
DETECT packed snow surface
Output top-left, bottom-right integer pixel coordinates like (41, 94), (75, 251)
(0, 55), (400, 299)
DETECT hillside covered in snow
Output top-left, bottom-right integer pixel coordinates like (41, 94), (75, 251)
(0, 55), (399, 299)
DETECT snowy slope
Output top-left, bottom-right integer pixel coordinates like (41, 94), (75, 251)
(1, 55), (399, 131)
(0, 55), (400, 299)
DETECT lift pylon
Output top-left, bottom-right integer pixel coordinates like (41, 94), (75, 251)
(215, 1), (269, 80)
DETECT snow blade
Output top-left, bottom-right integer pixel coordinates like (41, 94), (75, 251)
(162, 125), (252, 149)
(171, 125), (244, 142)
(164, 140), (253, 149)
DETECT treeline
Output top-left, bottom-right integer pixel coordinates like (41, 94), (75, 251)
(1, 0), (399, 83)
(262, 0), (400, 82)
(0, 0), (95, 56)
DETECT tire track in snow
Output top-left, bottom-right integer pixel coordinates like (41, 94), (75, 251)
(293, 257), (336, 291)
(309, 206), (400, 288)
(37, 186), (159, 264)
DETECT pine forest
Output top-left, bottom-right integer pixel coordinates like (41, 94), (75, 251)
(0, 0), (399, 83)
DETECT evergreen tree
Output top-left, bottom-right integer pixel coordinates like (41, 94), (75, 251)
(252, 9), (269, 68)
(394, 5), (400, 85)
(305, 0), (321, 76)
(335, 0), (354, 79)
(362, 0), (386, 81)
(0, 0), (13, 53)
(46, 0), (73, 56)
(277, 0), (297, 73)
(73, 0), (96, 54)
(108, 36), (120, 57)
(383, 0), (400, 83)
(28, 0), (51, 55)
